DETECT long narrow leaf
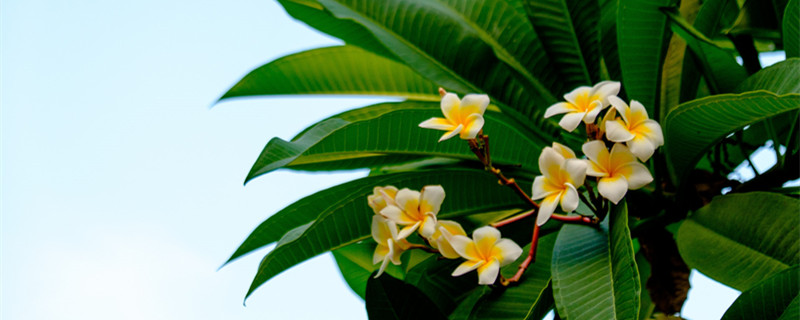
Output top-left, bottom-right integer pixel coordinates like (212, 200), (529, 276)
(721, 266), (799, 320)
(785, 0), (799, 57)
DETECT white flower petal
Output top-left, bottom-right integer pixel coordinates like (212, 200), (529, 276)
(564, 159), (588, 186)
(641, 120), (664, 146)
(558, 111), (588, 132)
(371, 215), (391, 243)
(452, 260), (485, 277)
(545, 102), (573, 118)
(380, 205), (413, 225)
(537, 194), (559, 226)
(598, 175), (629, 204)
(629, 100), (649, 120)
(563, 86), (591, 105)
(605, 119), (635, 142)
(448, 234), (481, 261)
(621, 162), (653, 190)
(460, 94), (490, 116)
(531, 176), (557, 200)
(539, 147), (566, 180)
(560, 183), (580, 213)
(435, 226), (462, 259)
(420, 185), (445, 215)
(592, 81), (621, 105)
(472, 226), (501, 250)
(477, 258), (500, 285)
(397, 221), (421, 240)
(441, 93), (461, 122)
(551, 142), (576, 159)
(419, 213), (437, 239)
(460, 114), (484, 140)
(582, 140), (608, 165)
(439, 124), (464, 142)
(491, 239), (523, 266)
(608, 95), (628, 120)
(584, 101), (605, 123)
(609, 143), (638, 167)
(627, 135), (657, 162)
(419, 117), (456, 131)
(374, 239), (395, 278)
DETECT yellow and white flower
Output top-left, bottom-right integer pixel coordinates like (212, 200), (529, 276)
(531, 144), (588, 226)
(544, 81), (621, 132)
(582, 141), (653, 204)
(380, 185), (445, 239)
(429, 220), (467, 259)
(447, 226), (523, 285)
(419, 91), (489, 142)
(367, 186), (398, 215)
(604, 96), (664, 161)
(371, 215), (410, 277)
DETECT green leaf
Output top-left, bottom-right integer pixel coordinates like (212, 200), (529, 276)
(466, 234), (557, 320)
(659, 0), (702, 118)
(676, 192), (800, 290)
(219, 45), (440, 101)
(295, 0), (560, 122)
(244, 101), (549, 182)
(366, 273), (448, 320)
(524, 0), (600, 88)
(600, 0), (622, 82)
(785, 0), (799, 57)
(242, 169), (531, 300)
(779, 296), (800, 320)
(722, 265), (800, 320)
(552, 201), (641, 320)
(617, 0), (672, 112)
(737, 58), (800, 94)
(663, 8), (748, 95)
(664, 91), (800, 183)
(332, 241), (406, 299)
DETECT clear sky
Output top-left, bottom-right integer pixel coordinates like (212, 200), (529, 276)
(3, 0), (778, 319)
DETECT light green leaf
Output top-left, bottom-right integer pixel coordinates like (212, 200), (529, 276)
(297, 0), (560, 123)
(552, 201), (641, 320)
(676, 192), (800, 290)
(366, 273), (447, 320)
(663, 7), (748, 94)
(659, 0), (701, 119)
(245, 101), (549, 182)
(722, 265), (799, 320)
(786, 0), (799, 57)
(664, 91), (800, 183)
(242, 169), (531, 300)
(219, 46), (440, 101)
(617, 0), (672, 112)
(332, 242), (406, 299)
(524, 0), (600, 88)
(737, 58), (800, 94)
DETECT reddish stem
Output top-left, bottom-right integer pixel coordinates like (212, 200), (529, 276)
(551, 213), (599, 225)
(491, 209), (536, 228)
(502, 224), (540, 286)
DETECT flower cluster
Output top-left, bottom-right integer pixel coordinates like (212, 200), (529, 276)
(368, 185), (522, 285)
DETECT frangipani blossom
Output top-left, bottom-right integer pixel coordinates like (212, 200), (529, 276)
(582, 141), (653, 204)
(447, 226), (523, 285)
(551, 142), (577, 159)
(429, 220), (467, 259)
(419, 90), (489, 142)
(604, 96), (664, 161)
(531, 145), (587, 226)
(544, 81), (621, 132)
(367, 186), (398, 214)
(371, 215), (410, 278)
(380, 185), (445, 239)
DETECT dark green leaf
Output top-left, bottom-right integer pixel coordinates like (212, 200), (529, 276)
(722, 265), (799, 320)
(737, 58), (800, 94)
(366, 273), (447, 320)
(600, 0), (622, 82)
(332, 241), (406, 299)
(245, 101), (549, 182)
(617, 0), (672, 112)
(664, 91), (800, 183)
(663, 7), (748, 94)
(785, 0), (799, 57)
(219, 45), (440, 101)
(676, 192), (800, 290)
(242, 169), (531, 300)
(552, 201), (641, 319)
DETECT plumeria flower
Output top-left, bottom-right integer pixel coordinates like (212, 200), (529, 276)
(604, 96), (664, 161)
(419, 89), (489, 142)
(371, 215), (410, 278)
(380, 185), (445, 239)
(447, 226), (523, 285)
(531, 144), (588, 226)
(544, 81), (621, 132)
(367, 186), (398, 215)
(582, 141), (653, 204)
(428, 220), (467, 259)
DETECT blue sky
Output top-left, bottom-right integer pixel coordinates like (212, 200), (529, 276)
(2, 0), (774, 319)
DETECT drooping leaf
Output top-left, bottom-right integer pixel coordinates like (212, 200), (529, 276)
(736, 58), (800, 94)
(245, 101), (549, 182)
(617, 0), (672, 112)
(664, 91), (800, 183)
(552, 201), (641, 320)
(676, 192), (800, 290)
(242, 169), (531, 300)
(600, 0), (622, 82)
(366, 273), (447, 320)
(290, 0), (560, 123)
(659, 0), (702, 119)
(785, 0), (799, 57)
(721, 265), (800, 320)
(663, 7), (748, 95)
(524, 0), (600, 88)
(219, 46), (440, 101)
